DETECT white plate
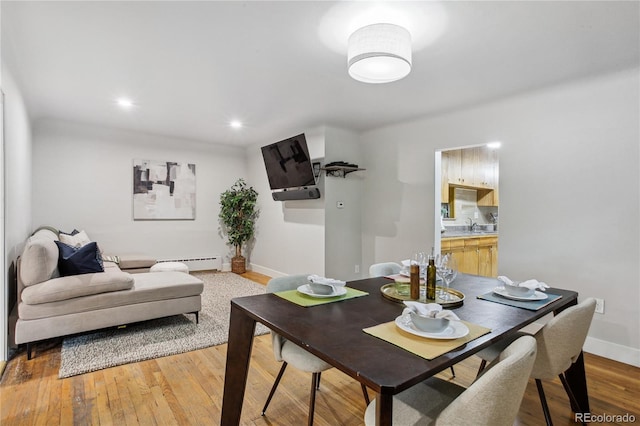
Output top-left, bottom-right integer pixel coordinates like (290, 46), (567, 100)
(492, 287), (548, 301)
(395, 313), (469, 340)
(297, 284), (347, 298)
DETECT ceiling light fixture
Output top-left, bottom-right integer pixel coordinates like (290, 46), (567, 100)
(347, 23), (412, 84)
(116, 97), (134, 109)
(230, 120), (243, 129)
(487, 141), (502, 149)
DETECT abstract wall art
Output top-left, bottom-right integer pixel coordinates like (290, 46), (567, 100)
(132, 159), (196, 220)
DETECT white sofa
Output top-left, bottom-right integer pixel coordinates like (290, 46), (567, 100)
(11, 228), (204, 359)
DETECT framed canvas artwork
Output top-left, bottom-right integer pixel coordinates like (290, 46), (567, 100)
(132, 159), (196, 220)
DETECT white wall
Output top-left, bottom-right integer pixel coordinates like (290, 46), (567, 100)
(32, 119), (247, 264)
(245, 127), (326, 277)
(361, 68), (640, 365)
(324, 127), (363, 281)
(1, 65), (33, 361)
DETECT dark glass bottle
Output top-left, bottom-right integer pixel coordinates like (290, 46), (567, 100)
(410, 264), (420, 300)
(427, 256), (437, 300)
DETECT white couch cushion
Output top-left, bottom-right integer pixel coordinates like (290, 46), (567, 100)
(58, 230), (91, 248)
(20, 236), (60, 287)
(21, 271), (134, 305)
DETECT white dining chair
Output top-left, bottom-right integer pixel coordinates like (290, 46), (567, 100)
(475, 297), (596, 426)
(262, 274), (370, 426)
(369, 262), (402, 277)
(364, 335), (537, 426)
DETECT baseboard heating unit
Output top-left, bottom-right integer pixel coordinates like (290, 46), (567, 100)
(157, 256), (222, 272)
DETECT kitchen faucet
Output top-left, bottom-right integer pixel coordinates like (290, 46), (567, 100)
(467, 217), (478, 232)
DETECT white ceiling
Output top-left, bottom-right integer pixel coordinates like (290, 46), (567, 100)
(2, 1), (638, 147)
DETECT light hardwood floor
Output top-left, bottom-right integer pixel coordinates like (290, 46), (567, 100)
(1, 271), (638, 425)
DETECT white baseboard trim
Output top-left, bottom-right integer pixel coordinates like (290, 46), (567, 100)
(248, 263), (287, 279)
(584, 336), (640, 367)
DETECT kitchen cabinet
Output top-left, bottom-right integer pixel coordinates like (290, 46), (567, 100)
(461, 148), (479, 186)
(478, 237), (498, 277)
(444, 147), (497, 190)
(441, 238), (464, 270)
(440, 151), (449, 203)
(442, 235), (498, 278)
(463, 238), (479, 275)
(477, 148), (499, 206)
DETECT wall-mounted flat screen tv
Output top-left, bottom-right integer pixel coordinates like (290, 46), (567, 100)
(261, 133), (316, 190)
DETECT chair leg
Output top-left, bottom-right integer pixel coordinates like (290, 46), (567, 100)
(308, 372), (320, 426)
(361, 384), (370, 405)
(536, 379), (554, 426)
(476, 359), (487, 379)
(449, 366), (456, 378)
(559, 374), (587, 425)
(261, 362), (288, 416)
(316, 372), (321, 389)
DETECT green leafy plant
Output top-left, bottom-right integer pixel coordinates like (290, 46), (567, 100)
(219, 179), (259, 273)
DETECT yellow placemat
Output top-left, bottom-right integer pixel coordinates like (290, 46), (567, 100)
(363, 320), (491, 360)
(275, 287), (369, 307)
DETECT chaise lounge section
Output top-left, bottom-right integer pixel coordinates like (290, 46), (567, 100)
(12, 228), (204, 359)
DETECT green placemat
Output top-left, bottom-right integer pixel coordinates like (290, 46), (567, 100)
(275, 287), (369, 307)
(478, 291), (562, 311)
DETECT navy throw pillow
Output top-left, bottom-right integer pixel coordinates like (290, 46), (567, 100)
(55, 241), (105, 276)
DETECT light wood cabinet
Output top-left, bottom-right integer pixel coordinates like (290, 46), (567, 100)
(443, 147), (497, 191)
(477, 237), (498, 277)
(442, 147), (499, 208)
(446, 150), (462, 185)
(441, 238), (464, 270)
(442, 235), (498, 278)
(461, 148), (479, 186)
(440, 151), (449, 203)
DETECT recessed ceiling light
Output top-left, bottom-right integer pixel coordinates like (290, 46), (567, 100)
(116, 97), (134, 109)
(230, 120), (243, 129)
(487, 141), (502, 149)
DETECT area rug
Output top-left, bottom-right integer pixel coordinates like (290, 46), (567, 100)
(59, 271), (270, 378)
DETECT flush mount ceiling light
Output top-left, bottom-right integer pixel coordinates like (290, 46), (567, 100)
(229, 120), (243, 129)
(116, 97), (134, 109)
(347, 23), (412, 84)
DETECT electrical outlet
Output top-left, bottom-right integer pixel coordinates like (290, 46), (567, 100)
(595, 298), (605, 314)
(355, 264), (360, 273)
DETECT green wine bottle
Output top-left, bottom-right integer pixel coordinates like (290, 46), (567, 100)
(427, 256), (437, 300)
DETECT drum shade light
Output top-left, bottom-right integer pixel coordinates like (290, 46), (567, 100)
(347, 23), (412, 84)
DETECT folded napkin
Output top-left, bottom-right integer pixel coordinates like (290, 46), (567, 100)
(307, 274), (346, 287)
(498, 276), (549, 291)
(402, 301), (460, 321)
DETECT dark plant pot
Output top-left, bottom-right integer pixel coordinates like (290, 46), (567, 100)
(231, 255), (246, 274)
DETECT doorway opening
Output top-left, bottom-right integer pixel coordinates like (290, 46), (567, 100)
(434, 144), (500, 277)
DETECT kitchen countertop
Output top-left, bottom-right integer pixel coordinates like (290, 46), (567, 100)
(441, 231), (499, 239)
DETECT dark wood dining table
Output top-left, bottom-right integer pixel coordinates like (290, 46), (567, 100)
(220, 274), (586, 425)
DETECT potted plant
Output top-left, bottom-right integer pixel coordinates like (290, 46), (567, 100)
(219, 178), (259, 274)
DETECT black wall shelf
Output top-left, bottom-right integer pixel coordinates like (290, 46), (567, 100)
(320, 165), (366, 178)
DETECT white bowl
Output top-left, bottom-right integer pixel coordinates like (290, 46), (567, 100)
(502, 282), (534, 297)
(308, 282), (335, 295)
(409, 311), (450, 333)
